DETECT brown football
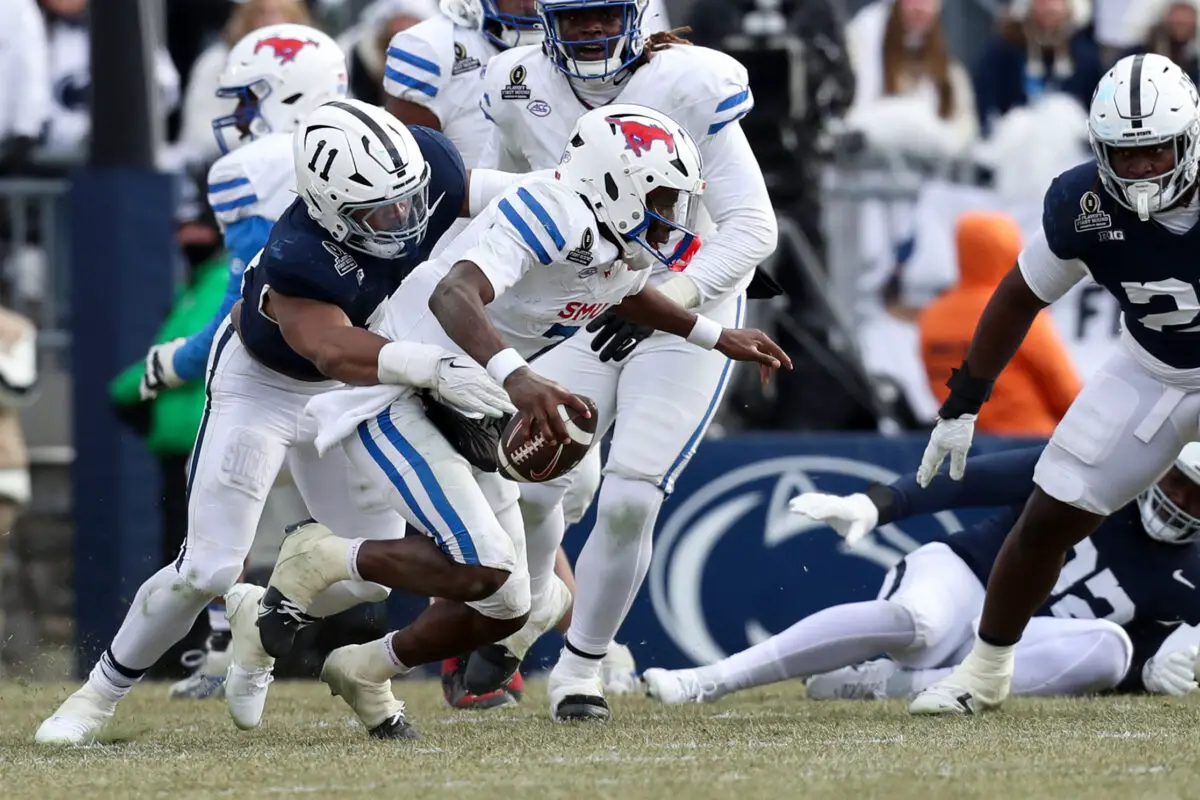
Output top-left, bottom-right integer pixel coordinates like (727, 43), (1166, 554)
(496, 396), (598, 482)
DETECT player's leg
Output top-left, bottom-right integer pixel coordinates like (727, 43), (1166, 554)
(551, 294), (745, 721)
(255, 400), (531, 736)
(36, 326), (290, 745)
(645, 542), (980, 703)
(912, 351), (1200, 715)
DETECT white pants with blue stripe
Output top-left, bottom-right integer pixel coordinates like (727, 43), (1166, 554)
(344, 395), (531, 621)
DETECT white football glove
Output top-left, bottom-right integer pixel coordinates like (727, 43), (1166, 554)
(1142, 644), (1200, 696)
(377, 341), (516, 418)
(139, 337), (187, 400)
(916, 414), (977, 487)
(788, 492), (879, 547)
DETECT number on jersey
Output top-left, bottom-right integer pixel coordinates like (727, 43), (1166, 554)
(1048, 538), (1135, 624)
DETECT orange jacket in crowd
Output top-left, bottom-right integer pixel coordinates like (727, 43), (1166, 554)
(919, 211), (1081, 437)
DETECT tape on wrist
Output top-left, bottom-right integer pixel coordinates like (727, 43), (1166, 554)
(686, 314), (723, 350)
(486, 347), (527, 385)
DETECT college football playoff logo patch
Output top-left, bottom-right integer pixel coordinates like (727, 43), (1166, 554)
(502, 65), (531, 100)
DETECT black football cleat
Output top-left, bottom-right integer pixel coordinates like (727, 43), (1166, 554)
(552, 693), (611, 722)
(368, 710), (421, 740)
(442, 656), (519, 710)
(256, 586), (317, 659)
(464, 644), (523, 695)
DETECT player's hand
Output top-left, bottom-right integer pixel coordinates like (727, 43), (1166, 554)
(503, 367), (591, 444)
(431, 355), (517, 418)
(1142, 644), (1200, 695)
(139, 338), (187, 400)
(916, 414), (977, 487)
(788, 492), (879, 547)
(586, 311), (653, 363)
(714, 328), (792, 372)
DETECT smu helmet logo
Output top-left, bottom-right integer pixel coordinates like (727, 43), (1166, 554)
(255, 36), (318, 64)
(649, 456), (963, 664)
(606, 116), (675, 157)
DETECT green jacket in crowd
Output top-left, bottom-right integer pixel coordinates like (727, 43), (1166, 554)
(109, 252), (229, 455)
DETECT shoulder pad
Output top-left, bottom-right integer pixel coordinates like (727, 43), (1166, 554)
(384, 18), (455, 104)
(653, 46), (753, 140)
(1043, 162), (1104, 261)
(206, 134), (295, 228)
(494, 178), (589, 265)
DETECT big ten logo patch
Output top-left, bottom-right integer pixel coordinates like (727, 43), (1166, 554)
(452, 41), (481, 75)
(558, 300), (611, 322)
(220, 428), (276, 499)
(1075, 191), (1112, 233)
(502, 65), (531, 100)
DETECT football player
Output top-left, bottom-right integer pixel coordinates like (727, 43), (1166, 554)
(136, 22), (350, 703)
(240, 105), (789, 736)
(911, 53), (1200, 715)
(644, 444), (1200, 706)
(34, 98), (529, 746)
(471, 0), (779, 722)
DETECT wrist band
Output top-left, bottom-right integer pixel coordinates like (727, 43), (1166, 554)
(686, 315), (723, 350)
(486, 347), (527, 385)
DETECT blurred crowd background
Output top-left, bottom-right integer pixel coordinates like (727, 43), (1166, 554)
(0, 0), (1183, 679)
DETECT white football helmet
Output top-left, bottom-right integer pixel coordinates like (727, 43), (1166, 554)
(1088, 52), (1200, 220)
(1139, 443), (1200, 544)
(556, 104), (704, 268)
(537, 0), (645, 80)
(212, 23), (348, 155)
(294, 100), (431, 259)
(441, 0), (544, 48)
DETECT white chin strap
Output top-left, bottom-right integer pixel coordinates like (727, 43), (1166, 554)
(1127, 183), (1160, 221)
(501, 27), (544, 48)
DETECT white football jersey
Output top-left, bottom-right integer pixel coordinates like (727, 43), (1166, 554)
(205, 132), (296, 230)
(479, 44), (754, 297)
(384, 16), (496, 168)
(378, 174), (648, 359)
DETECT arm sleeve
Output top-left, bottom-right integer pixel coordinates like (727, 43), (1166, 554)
(383, 29), (448, 119)
(879, 445), (1044, 523)
(171, 217), (273, 380)
(1018, 313), (1084, 420)
(680, 121), (777, 304)
(459, 183), (571, 298)
(1017, 226), (1090, 304)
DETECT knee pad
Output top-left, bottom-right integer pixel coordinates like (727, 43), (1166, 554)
(594, 474), (664, 545)
(467, 568), (532, 621)
(175, 548), (244, 598)
(1092, 619), (1134, 687)
(519, 480), (570, 525)
(882, 596), (941, 654)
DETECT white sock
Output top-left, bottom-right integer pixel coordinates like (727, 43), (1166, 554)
(108, 564), (212, 672)
(702, 600), (918, 694)
(564, 476), (662, 657)
(87, 649), (141, 703)
(354, 635), (413, 683)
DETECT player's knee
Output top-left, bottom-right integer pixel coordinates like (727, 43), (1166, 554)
(562, 459), (601, 526)
(882, 597), (943, 653)
(176, 558), (243, 599)
(1089, 621), (1134, 689)
(595, 474), (663, 543)
(519, 481), (570, 523)
(466, 568), (532, 625)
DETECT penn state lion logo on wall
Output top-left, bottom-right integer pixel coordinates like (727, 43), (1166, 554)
(650, 456), (963, 664)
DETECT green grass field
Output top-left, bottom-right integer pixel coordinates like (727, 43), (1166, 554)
(2, 678), (1198, 800)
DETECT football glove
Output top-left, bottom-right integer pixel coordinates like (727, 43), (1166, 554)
(586, 311), (653, 363)
(789, 492), (879, 547)
(916, 414), (977, 487)
(431, 355), (517, 419)
(139, 337), (187, 400)
(1142, 644), (1200, 696)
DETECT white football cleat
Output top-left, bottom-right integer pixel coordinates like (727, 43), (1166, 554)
(909, 662), (1010, 716)
(600, 643), (640, 695)
(805, 659), (898, 701)
(321, 644), (419, 739)
(34, 683), (117, 746)
(168, 645), (231, 700)
(643, 667), (724, 704)
(269, 522), (352, 611)
(224, 583), (275, 730)
(548, 666), (610, 722)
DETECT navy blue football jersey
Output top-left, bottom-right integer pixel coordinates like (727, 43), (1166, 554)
(882, 445), (1200, 689)
(237, 125), (466, 381)
(1043, 162), (1200, 369)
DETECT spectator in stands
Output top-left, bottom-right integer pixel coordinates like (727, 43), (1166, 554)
(1092, 0), (1138, 65)
(844, 0), (979, 160)
(972, 0), (1103, 137)
(39, 0), (180, 162)
(338, 0), (438, 105)
(1122, 0), (1200, 84)
(178, 0), (316, 166)
(920, 210), (1080, 437)
(0, 0), (51, 176)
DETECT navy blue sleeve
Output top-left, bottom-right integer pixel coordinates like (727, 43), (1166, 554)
(409, 124), (466, 255)
(262, 233), (356, 306)
(880, 445), (1044, 523)
(1042, 167), (1092, 261)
